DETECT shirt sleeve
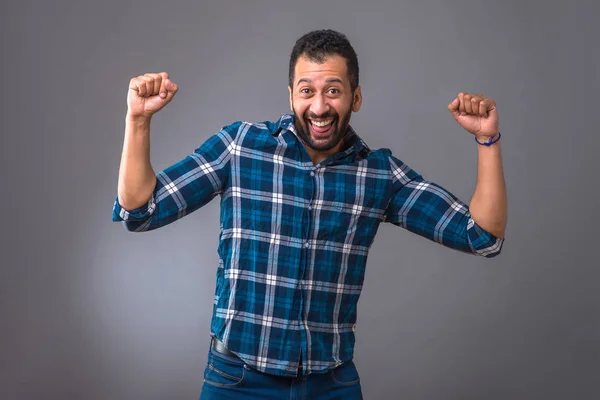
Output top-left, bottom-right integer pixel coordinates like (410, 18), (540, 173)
(111, 121), (241, 232)
(383, 154), (504, 258)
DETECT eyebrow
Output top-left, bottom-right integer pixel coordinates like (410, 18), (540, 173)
(297, 78), (344, 85)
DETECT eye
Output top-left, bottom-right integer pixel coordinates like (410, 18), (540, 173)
(300, 88), (311, 94)
(328, 88), (340, 95)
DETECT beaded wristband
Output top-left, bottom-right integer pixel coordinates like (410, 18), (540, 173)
(475, 132), (501, 146)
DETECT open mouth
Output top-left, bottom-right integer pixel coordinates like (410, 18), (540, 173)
(308, 118), (335, 140)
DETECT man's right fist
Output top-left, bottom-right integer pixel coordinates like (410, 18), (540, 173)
(127, 72), (178, 119)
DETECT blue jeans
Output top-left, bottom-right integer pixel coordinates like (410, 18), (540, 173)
(200, 346), (363, 399)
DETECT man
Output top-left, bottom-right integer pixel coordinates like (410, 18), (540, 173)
(113, 29), (506, 399)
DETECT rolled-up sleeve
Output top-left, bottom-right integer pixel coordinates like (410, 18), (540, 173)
(384, 154), (504, 258)
(112, 121), (241, 232)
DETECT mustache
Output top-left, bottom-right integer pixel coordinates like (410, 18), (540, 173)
(304, 111), (338, 120)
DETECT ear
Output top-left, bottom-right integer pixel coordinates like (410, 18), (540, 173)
(288, 86), (293, 111)
(352, 85), (362, 112)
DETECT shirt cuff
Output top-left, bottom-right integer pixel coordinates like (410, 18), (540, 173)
(467, 217), (504, 258)
(111, 195), (156, 222)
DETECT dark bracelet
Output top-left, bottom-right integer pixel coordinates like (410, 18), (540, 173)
(475, 132), (501, 146)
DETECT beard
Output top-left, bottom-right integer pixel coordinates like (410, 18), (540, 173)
(292, 106), (352, 152)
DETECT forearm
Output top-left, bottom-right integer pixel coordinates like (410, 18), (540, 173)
(117, 115), (157, 210)
(468, 140), (507, 239)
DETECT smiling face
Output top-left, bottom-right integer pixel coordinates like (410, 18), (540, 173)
(289, 54), (362, 164)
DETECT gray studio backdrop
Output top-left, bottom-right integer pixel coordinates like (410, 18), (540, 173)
(1, 1), (599, 399)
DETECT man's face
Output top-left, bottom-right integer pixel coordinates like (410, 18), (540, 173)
(289, 55), (362, 155)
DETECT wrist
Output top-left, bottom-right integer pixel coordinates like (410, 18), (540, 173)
(475, 132), (501, 146)
(126, 113), (152, 127)
(476, 131), (499, 140)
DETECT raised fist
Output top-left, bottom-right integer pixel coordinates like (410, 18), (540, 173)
(448, 92), (499, 139)
(127, 72), (178, 119)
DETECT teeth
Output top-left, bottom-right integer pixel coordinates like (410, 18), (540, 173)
(310, 119), (333, 127)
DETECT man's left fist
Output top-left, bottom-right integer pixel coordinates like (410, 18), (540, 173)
(448, 92), (499, 139)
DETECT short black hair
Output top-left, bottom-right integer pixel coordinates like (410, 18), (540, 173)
(289, 29), (359, 91)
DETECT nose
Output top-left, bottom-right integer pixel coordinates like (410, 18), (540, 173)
(309, 94), (330, 117)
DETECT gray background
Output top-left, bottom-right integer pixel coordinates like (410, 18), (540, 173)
(1, 0), (599, 399)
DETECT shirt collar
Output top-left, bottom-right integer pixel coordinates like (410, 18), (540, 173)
(274, 113), (295, 133)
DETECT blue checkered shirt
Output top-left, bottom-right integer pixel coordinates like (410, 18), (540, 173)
(112, 114), (503, 377)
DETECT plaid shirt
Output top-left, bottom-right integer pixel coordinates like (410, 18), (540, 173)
(112, 114), (503, 377)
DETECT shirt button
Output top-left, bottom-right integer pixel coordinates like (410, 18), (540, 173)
(310, 171), (315, 177)
(305, 241), (310, 248)
(308, 204), (312, 210)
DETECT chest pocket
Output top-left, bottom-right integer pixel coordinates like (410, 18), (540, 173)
(311, 160), (390, 246)
(314, 197), (383, 247)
